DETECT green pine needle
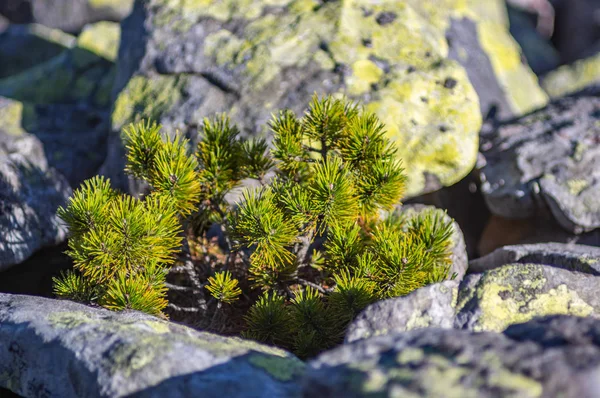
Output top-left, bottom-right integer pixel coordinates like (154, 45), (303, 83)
(206, 271), (242, 304)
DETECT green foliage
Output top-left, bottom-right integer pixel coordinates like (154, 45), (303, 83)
(206, 271), (242, 304)
(55, 94), (455, 358)
(54, 122), (201, 317)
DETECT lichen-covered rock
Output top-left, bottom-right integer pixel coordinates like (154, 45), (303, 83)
(0, 293), (304, 398)
(0, 98), (71, 271)
(542, 53), (600, 99)
(106, 0), (488, 197)
(306, 315), (600, 397)
(0, 23), (76, 79)
(447, 4), (548, 121)
(0, 0), (134, 33)
(455, 263), (600, 332)
(470, 243), (600, 275)
(479, 85), (600, 234)
(345, 280), (458, 343)
(0, 21), (119, 107)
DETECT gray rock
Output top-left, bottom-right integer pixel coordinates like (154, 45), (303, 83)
(470, 243), (600, 274)
(479, 85), (600, 233)
(345, 280), (458, 343)
(0, 0), (133, 33)
(0, 293), (304, 398)
(0, 103), (71, 271)
(455, 263), (600, 332)
(305, 316), (600, 398)
(0, 23), (76, 79)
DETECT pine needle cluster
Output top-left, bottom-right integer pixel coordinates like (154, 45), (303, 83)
(53, 121), (200, 316)
(54, 95), (455, 358)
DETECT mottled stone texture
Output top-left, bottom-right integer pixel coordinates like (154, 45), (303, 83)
(0, 293), (304, 398)
(306, 315), (600, 397)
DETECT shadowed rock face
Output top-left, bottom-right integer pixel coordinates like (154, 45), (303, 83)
(0, 293), (305, 398)
(307, 315), (600, 398)
(479, 85), (600, 234)
(0, 99), (71, 271)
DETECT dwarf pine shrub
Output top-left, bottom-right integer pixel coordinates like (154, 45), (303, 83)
(55, 95), (454, 357)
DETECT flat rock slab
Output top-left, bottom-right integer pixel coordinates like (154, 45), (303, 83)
(480, 85), (600, 233)
(0, 293), (304, 398)
(306, 315), (600, 397)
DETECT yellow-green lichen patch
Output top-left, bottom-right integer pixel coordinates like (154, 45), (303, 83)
(0, 99), (27, 136)
(111, 74), (186, 130)
(542, 53), (600, 98)
(28, 24), (77, 49)
(567, 179), (590, 196)
(463, 264), (595, 332)
(476, 21), (548, 115)
(76, 22), (121, 63)
(248, 354), (305, 381)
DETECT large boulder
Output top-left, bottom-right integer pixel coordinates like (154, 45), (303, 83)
(305, 315), (600, 397)
(455, 263), (600, 332)
(0, 97), (71, 271)
(479, 85), (600, 234)
(0, 293), (304, 398)
(0, 0), (134, 33)
(105, 0), (502, 197)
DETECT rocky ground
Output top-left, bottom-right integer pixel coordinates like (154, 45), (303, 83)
(1, 0), (600, 397)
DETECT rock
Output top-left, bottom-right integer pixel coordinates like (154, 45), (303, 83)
(105, 0), (492, 198)
(478, 214), (600, 257)
(345, 280), (458, 343)
(470, 242), (600, 274)
(0, 21), (119, 107)
(0, 22), (119, 187)
(0, 98), (71, 271)
(507, 6), (560, 76)
(0, 293), (304, 398)
(455, 263), (600, 332)
(0, 0), (134, 33)
(305, 315), (600, 397)
(542, 52), (600, 99)
(479, 85), (600, 234)
(446, 2), (549, 121)
(0, 23), (76, 79)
